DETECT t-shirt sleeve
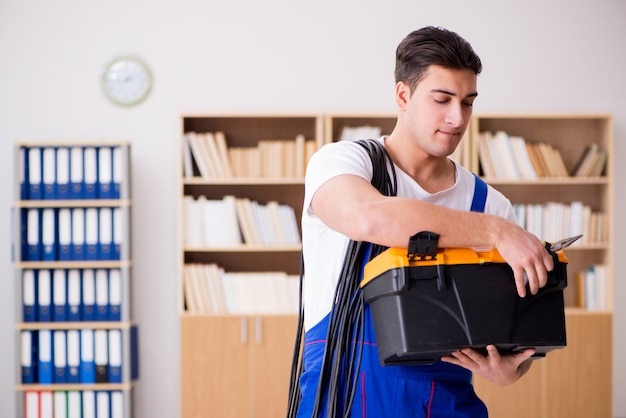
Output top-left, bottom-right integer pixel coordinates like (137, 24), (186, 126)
(303, 141), (373, 217)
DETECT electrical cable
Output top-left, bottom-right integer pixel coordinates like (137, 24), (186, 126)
(287, 138), (397, 418)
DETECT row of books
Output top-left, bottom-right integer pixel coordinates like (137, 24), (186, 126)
(24, 390), (126, 418)
(338, 125), (383, 142)
(182, 131), (319, 179)
(183, 263), (300, 315)
(575, 264), (608, 310)
(20, 207), (124, 262)
(512, 202), (607, 244)
(21, 328), (133, 385)
(478, 131), (606, 179)
(570, 143), (608, 177)
(22, 269), (122, 323)
(20, 146), (124, 201)
(183, 195), (300, 247)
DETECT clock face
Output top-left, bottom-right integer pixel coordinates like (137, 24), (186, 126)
(102, 57), (152, 106)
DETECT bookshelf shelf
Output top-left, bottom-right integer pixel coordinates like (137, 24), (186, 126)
(482, 177), (609, 186)
(16, 321), (136, 331)
(184, 244), (302, 252)
(14, 199), (132, 208)
(183, 177), (305, 185)
(16, 383), (134, 392)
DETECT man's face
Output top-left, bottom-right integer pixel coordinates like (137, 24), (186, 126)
(398, 65), (478, 158)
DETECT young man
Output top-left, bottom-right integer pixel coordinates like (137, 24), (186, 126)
(295, 26), (554, 417)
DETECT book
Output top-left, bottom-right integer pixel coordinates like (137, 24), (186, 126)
(186, 133), (212, 179)
(477, 133), (496, 178)
(214, 131), (234, 178)
(571, 144), (598, 176)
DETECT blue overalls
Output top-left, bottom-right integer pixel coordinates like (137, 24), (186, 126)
(297, 176), (489, 418)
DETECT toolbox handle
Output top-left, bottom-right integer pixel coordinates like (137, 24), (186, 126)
(407, 231), (440, 261)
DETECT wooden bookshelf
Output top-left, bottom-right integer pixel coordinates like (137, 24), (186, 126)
(178, 114), (323, 417)
(469, 113), (614, 417)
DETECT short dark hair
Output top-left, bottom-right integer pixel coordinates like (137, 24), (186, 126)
(395, 26), (482, 93)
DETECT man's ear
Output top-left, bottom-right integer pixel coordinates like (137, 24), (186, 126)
(395, 82), (411, 110)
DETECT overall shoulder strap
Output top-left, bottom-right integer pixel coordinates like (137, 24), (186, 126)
(470, 173), (488, 213)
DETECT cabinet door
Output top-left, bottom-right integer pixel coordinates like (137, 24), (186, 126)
(473, 311), (613, 418)
(249, 316), (299, 418)
(545, 312), (612, 418)
(181, 316), (251, 418)
(473, 358), (544, 418)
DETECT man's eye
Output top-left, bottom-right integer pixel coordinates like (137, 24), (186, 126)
(434, 98), (448, 104)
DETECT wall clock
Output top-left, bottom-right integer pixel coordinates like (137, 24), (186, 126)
(102, 56), (152, 106)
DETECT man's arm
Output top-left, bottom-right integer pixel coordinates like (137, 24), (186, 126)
(311, 174), (554, 296)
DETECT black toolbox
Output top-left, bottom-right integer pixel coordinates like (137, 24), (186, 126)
(361, 236), (568, 366)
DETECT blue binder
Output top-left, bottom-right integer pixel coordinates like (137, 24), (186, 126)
(70, 147), (84, 199)
(27, 147), (42, 200)
(66, 329), (80, 383)
(98, 147), (113, 199)
(67, 391), (81, 416)
(112, 146), (122, 199)
(111, 391), (124, 418)
(20, 147), (28, 200)
(20, 330), (36, 384)
(38, 329), (53, 384)
(52, 269), (67, 322)
(82, 269), (96, 321)
(22, 269), (36, 323)
(80, 329), (95, 384)
(131, 325), (139, 380)
(42, 147), (56, 200)
(109, 269), (122, 321)
(56, 147), (70, 200)
(108, 329), (122, 383)
(67, 269), (82, 322)
(83, 147), (98, 200)
(57, 208), (72, 261)
(71, 208), (85, 260)
(82, 391), (96, 418)
(53, 330), (67, 383)
(40, 208), (57, 261)
(96, 391), (110, 418)
(37, 270), (52, 322)
(95, 269), (110, 322)
(85, 208), (99, 260)
(113, 208), (122, 260)
(99, 208), (113, 260)
(26, 208), (41, 261)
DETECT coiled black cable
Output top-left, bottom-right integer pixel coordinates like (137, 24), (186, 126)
(287, 139), (397, 418)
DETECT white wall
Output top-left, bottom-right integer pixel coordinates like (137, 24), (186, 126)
(1, 0), (624, 417)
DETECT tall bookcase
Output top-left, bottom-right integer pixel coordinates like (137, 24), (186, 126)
(178, 114), (323, 418)
(13, 142), (137, 417)
(467, 114), (614, 418)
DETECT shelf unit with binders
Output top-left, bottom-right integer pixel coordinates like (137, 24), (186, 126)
(13, 141), (138, 418)
(179, 114), (323, 418)
(467, 113), (614, 418)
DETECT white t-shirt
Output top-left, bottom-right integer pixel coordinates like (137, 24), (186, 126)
(301, 137), (516, 331)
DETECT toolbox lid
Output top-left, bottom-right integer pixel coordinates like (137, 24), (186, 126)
(361, 246), (569, 288)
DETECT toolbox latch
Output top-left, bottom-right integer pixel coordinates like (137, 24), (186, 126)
(407, 231), (440, 261)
